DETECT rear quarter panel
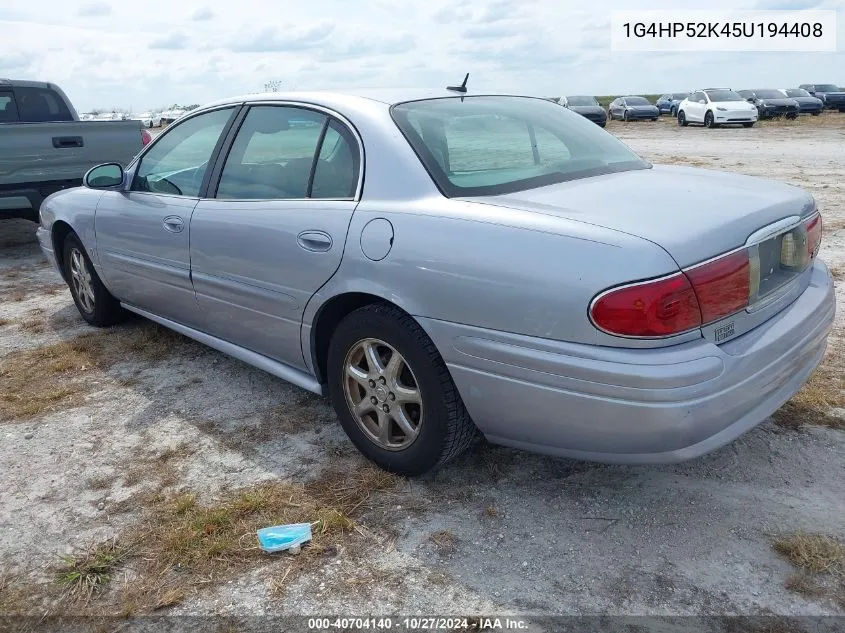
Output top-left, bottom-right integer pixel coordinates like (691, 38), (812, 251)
(302, 196), (687, 371)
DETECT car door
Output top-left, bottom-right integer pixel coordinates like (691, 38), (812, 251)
(189, 103), (362, 370)
(687, 92), (706, 122)
(94, 106), (239, 327)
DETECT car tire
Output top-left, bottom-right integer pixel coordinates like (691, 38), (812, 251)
(742, 122), (755, 128)
(670, 106), (677, 117)
(598, 121), (606, 128)
(678, 111), (688, 126)
(704, 111), (717, 128)
(623, 110), (629, 121)
(62, 233), (127, 327)
(326, 303), (478, 476)
(786, 113), (797, 120)
(811, 111), (821, 116)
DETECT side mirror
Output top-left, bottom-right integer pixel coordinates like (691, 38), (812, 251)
(84, 163), (124, 189)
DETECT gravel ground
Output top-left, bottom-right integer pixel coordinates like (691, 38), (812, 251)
(1, 113), (843, 625)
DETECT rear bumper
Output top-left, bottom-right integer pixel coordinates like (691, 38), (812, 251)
(419, 260), (835, 464)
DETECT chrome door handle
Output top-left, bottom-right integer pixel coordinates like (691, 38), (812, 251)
(162, 215), (184, 233)
(297, 230), (332, 252)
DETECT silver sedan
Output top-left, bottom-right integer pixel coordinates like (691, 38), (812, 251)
(37, 88), (835, 475)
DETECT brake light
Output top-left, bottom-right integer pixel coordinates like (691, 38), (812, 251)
(141, 129), (152, 146)
(590, 273), (702, 337)
(685, 250), (750, 324)
(805, 214), (822, 263)
(591, 213), (823, 338)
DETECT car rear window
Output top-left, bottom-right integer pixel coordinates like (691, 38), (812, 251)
(0, 92), (19, 122)
(391, 96), (649, 198)
(672, 93), (688, 100)
(13, 87), (74, 122)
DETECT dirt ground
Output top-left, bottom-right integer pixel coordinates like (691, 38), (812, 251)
(1, 113), (844, 625)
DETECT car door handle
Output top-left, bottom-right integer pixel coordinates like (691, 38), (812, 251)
(52, 136), (84, 149)
(162, 215), (184, 233)
(297, 230), (332, 252)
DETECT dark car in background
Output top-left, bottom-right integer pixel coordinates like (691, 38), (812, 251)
(608, 96), (659, 121)
(799, 84), (845, 111)
(560, 95), (607, 127)
(656, 93), (690, 116)
(780, 88), (823, 115)
(737, 89), (799, 120)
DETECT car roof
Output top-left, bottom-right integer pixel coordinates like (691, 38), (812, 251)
(193, 88), (539, 112)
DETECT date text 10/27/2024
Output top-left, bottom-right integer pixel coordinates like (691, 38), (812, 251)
(307, 617), (530, 630)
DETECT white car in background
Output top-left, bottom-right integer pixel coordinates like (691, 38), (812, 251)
(677, 89), (758, 128)
(133, 111), (162, 128)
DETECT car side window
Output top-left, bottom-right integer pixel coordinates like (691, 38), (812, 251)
(217, 106), (334, 200)
(310, 120), (360, 199)
(132, 107), (235, 197)
(0, 91), (18, 122)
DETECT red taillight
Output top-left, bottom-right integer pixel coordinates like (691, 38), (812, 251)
(141, 129), (152, 146)
(685, 250), (750, 324)
(805, 214), (822, 263)
(590, 273), (702, 337)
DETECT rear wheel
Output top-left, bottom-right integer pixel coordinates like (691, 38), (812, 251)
(326, 303), (477, 476)
(742, 122), (755, 128)
(786, 112), (798, 120)
(678, 111), (688, 126)
(670, 106), (678, 117)
(62, 233), (127, 327)
(811, 111), (821, 116)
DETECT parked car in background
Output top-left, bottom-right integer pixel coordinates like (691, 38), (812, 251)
(656, 93), (690, 116)
(779, 89), (823, 116)
(36, 87), (834, 475)
(799, 84), (845, 111)
(607, 96), (659, 121)
(678, 89), (758, 128)
(560, 95), (607, 127)
(0, 78), (148, 222)
(133, 111), (162, 128)
(737, 89), (799, 120)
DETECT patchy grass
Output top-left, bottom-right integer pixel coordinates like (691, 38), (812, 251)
(773, 338), (844, 431)
(829, 263), (845, 281)
(656, 155), (712, 168)
(114, 463), (400, 614)
(0, 318), (11, 327)
(0, 323), (195, 422)
(773, 532), (843, 575)
(775, 532), (844, 608)
(56, 539), (130, 601)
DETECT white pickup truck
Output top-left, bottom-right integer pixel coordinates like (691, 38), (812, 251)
(0, 79), (149, 222)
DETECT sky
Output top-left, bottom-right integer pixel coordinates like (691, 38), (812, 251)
(1, 0), (843, 112)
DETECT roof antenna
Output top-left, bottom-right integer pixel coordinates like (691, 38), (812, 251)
(447, 73), (469, 94)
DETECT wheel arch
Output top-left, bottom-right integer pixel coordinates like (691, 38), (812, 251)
(307, 290), (423, 387)
(51, 220), (75, 282)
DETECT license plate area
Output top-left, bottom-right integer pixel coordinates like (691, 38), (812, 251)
(749, 223), (811, 306)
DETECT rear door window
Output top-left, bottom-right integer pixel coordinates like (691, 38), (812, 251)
(0, 92), (19, 122)
(13, 87), (74, 122)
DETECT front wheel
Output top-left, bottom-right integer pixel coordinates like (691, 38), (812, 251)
(742, 122), (755, 128)
(623, 110), (629, 121)
(670, 106), (678, 117)
(811, 111), (821, 116)
(704, 111), (717, 128)
(326, 303), (478, 476)
(62, 233), (127, 327)
(678, 111), (688, 126)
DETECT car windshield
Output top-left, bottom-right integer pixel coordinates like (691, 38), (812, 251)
(784, 89), (810, 97)
(815, 84), (839, 92)
(625, 97), (650, 105)
(672, 93), (688, 100)
(706, 90), (743, 102)
(566, 96), (598, 106)
(391, 96), (650, 198)
(754, 90), (786, 99)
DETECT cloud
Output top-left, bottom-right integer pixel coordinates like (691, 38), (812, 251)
(318, 35), (416, 62)
(757, 0), (822, 8)
(0, 51), (36, 72)
(228, 23), (334, 53)
(76, 2), (111, 17)
(463, 23), (522, 39)
(150, 32), (188, 50)
(191, 6), (214, 21)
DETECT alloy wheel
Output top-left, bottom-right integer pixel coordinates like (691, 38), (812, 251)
(69, 247), (95, 313)
(342, 338), (423, 451)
